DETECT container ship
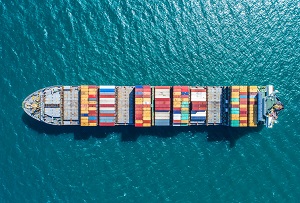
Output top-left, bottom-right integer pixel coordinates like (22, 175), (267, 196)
(22, 85), (283, 128)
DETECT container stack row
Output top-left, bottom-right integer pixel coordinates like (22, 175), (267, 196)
(207, 86), (222, 125)
(248, 86), (258, 127)
(190, 87), (206, 125)
(135, 85), (151, 127)
(239, 86), (248, 127)
(80, 85), (98, 126)
(172, 86), (190, 126)
(99, 86), (116, 126)
(116, 86), (134, 125)
(230, 86), (240, 127)
(154, 86), (171, 126)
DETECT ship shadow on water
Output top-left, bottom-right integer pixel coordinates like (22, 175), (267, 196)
(22, 113), (263, 148)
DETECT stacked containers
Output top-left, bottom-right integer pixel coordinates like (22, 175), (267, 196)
(87, 85), (98, 126)
(239, 86), (248, 127)
(154, 86), (171, 126)
(190, 87), (206, 125)
(207, 86), (222, 125)
(248, 86), (258, 127)
(99, 86), (116, 126)
(80, 85), (98, 126)
(80, 85), (89, 126)
(230, 86), (240, 127)
(173, 86), (190, 126)
(135, 85), (151, 127)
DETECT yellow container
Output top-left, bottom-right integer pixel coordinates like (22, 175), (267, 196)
(173, 102), (181, 106)
(231, 102), (239, 105)
(143, 111), (151, 116)
(80, 122), (89, 126)
(88, 107), (97, 111)
(231, 92), (239, 96)
(135, 101), (142, 105)
(89, 101), (98, 105)
(143, 98), (151, 102)
(88, 123), (97, 126)
(182, 98), (189, 102)
(240, 123), (247, 127)
(240, 105), (247, 108)
(239, 117), (247, 121)
(143, 117), (151, 121)
(173, 92), (181, 96)
(231, 86), (239, 89)
(135, 120), (143, 124)
(181, 120), (189, 123)
(135, 98), (143, 103)
(174, 98), (182, 102)
(181, 107), (189, 111)
(230, 114), (239, 119)
(143, 123), (151, 127)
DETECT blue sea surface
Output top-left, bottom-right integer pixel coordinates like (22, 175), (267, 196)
(1, 0), (300, 202)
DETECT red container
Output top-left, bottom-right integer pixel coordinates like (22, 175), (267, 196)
(99, 122), (115, 126)
(135, 123), (143, 127)
(99, 95), (115, 98)
(135, 95), (143, 98)
(135, 89), (143, 92)
(99, 104), (115, 107)
(240, 101), (247, 105)
(155, 98), (170, 101)
(155, 107), (170, 111)
(240, 120), (247, 124)
(173, 107), (181, 111)
(89, 110), (97, 114)
(89, 114), (98, 117)
(88, 120), (97, 123)
(135, 115), (143, 120)
(143, 104), (151, 108)
(100, 113), (115, 117)
(155, 86), (170, 89)
(143, 120), (151, 124)
(88, 104), (97, 107)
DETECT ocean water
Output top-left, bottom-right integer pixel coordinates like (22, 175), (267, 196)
(1, 0), (299, 202)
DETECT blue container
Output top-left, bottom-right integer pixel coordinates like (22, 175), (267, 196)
(99, 110), (115, 114)
(240, 95), (247, 98)
(88, 116), (97, 120)
(231, 98), (239, 102)
(135, 85), (143, 89)
(99, 89), (115, 92)
(81, 114), (88, 117)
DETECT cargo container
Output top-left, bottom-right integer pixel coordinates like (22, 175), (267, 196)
(99, 86), (116, 126)
(154, 86), (171, 126)
(190, 87), (206, 125)
(173, 86), (190, 126)
(135, 85), (152, 127)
